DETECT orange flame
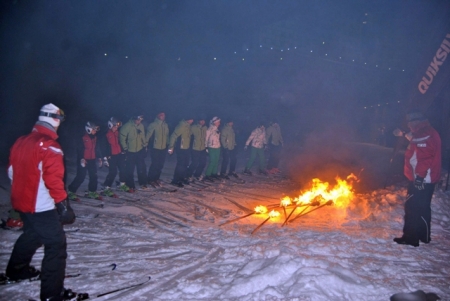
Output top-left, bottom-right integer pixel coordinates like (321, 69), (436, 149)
(292, 173), (357, 209)
(268, 210), (280, 218)
(254, 205), (268, 214)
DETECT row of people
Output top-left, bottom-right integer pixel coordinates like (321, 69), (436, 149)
(67, 112), (284, 197)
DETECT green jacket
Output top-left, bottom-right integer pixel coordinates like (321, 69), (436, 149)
(220, 124), (236, 150)
(266, 123), (283, 146)
(119, 119), (146, 152)
(168, 120), (192, 150)
(146, 118), (169, 150)
(190, 123), (207, 151)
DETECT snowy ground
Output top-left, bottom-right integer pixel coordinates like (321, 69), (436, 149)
(1, 148), (450, 301)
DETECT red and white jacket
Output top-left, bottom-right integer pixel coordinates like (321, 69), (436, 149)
(404, 120), (441, 184)
(8, 123), (67, 213)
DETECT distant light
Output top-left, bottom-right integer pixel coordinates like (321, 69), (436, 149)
(281, 49), (284, 52)
(389, 68), (391, 70)
(386, 103), (389, 104)
(398, 101), (401, 103)
(214, 57), (216, 60)
(325, 53), (327, 56)
(260, 45), (262, 47)
(242, 58), (245, 61)
(339, 57), (342, 59)
(294, 47), (297, 49)
(364, 107), (367, 109)
(363, 21), (367, 24)
(125, 56), (128, 58)
(246, 48), (249, 51)
(280, 57), (283, 60)
(378, 104), (381, 106)
(322, 41), (325, 44)
(402, 69), (405, 71)
(352, 59), (355, 62)
(104, 53), (107, 56)
(310, 50), (313, 52)
(177, 57), (181, 61)
(287, 48), (290, 50)
(365, 13), (368, 15)
(234, 52), (237, 54)
(376, 65), (378, 67)
(364, 62), (367, 64)
(271, 47), (273, 50)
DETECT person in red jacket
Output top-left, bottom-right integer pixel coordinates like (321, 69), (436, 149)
(5, 103), (76, 301)
(101, 117), (129, 195)
(393, 111), (442, 247)
(68, 121), (103, 199)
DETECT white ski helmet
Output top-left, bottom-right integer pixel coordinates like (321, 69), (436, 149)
(85, 121), (99, 134)
(108, 117), (122, 129)
(38, 103), (65, 128)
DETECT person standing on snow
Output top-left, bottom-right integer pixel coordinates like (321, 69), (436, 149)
(392, 111), (441, 247)
(220, 118), (238, 179)
(68, 121), (103, 200)
(265, 120), (284, 174)
(204, 116), (221, 182)
(145, 112), (169, 188)
(101, 117), (129, 195)
(168, 117), (194, 187)
(6, 103), (76, 301)
(243, 122), (268, 175)
(119, 115), (148, 191)
(187, 116), (208, 181)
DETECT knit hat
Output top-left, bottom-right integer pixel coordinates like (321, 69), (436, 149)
(406, 111), (427, 122)
(38, 103), (65, 128)
(210, 116), (220, 125)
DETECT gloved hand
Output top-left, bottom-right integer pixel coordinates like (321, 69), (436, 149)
(393, 128), (404, 137)
(103, 157), (109, 167)
(80, 159), (87, 167)
(168, 148), (174, 155)
(56, 199), (76, 225)
(97, 158), (103, 168)
(404, 132), (413, 141)
(414, 176), (425, 190)
(244, 145), (248, 150)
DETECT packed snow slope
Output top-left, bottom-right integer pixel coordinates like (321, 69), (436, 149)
(1, 149), (450, 301)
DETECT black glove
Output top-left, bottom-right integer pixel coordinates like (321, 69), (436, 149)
(56, 199), (76, 225)
(414, 176), (425, 190)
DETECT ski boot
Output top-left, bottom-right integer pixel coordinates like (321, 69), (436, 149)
(67, 191), (79, 201)
(101, 187), (116, 198)
(5, 265), (40, 283)
(85, 191), (102, 200)
(118, 182), (131, 192)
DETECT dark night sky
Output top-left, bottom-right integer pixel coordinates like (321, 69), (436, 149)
(1, 0), (450, 162)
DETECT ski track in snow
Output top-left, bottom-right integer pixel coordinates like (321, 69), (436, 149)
(1, 163), (450, 300)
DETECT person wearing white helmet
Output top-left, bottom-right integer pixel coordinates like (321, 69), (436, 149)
(6, 103), (77, 301)
(68, 121), (103, 199)
(101, 117), (128, 196)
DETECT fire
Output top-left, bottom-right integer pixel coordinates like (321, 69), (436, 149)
(292, 174), (357, 209)
(268, 210), (280, 218)
(280, 197), (292, 207)
(254, 205), (268, 214)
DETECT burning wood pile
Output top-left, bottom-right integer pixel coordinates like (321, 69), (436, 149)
(220, 174), (359, 234)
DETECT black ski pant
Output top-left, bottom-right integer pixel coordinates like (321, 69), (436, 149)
(68, 159), (97, 193)
(220, 148), (237, 175)
(103, 153), (125, 188)
(124, 149), (147, 188)
(402, 182), (435, 243)
(267, 144), (282, 169)
(172, 149), (190, 183)
(147, 148), (167, 183)
(187, 149), (207, 178)
(6, 210), (67, 300)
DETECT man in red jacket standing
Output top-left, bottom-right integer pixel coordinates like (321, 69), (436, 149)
(5, 103), (76, 301)
(393, 111), (441, 247)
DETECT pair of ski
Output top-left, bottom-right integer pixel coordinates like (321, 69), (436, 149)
(25, 277), (152, 300)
